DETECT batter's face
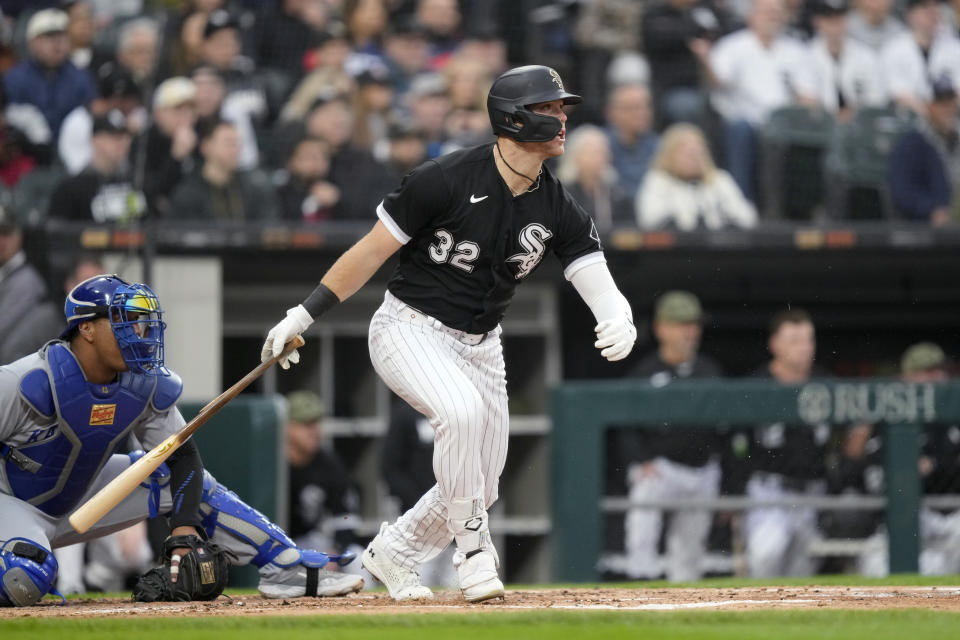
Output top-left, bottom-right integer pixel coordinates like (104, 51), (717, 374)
(526, 99), (568, 157)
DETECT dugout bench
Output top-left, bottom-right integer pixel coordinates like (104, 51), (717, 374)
(551, 379), (960, 582)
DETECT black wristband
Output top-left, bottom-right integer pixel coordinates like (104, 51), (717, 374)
(302, 282), (340, 319)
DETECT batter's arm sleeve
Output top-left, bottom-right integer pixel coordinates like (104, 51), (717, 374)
(568, 261), (633, 324)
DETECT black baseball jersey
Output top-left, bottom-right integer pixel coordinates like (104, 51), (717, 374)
(378, 143), (605, 334)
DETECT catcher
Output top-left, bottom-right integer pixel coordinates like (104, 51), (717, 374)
(0, 275), (362, 606)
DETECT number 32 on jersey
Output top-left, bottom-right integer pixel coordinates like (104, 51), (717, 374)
(429, 229), (479, 273)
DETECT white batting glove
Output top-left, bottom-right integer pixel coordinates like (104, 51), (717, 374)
(594, 316), (637, 362)
(261, 305), (313, 369)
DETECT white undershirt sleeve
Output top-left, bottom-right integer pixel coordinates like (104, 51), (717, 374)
(569, 261), (633, 324)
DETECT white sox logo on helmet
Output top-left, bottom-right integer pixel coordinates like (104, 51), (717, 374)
(508, 223), (553, 279)
(549, 68), (563, 90)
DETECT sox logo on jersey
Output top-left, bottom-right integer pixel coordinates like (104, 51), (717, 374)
(507, 223), (553, 279)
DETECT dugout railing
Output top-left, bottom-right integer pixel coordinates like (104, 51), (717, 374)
(551, 379), (960, 582)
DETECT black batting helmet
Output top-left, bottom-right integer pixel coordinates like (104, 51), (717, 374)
(487, 65), (582, 143)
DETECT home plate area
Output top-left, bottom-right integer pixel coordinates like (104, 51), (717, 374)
(4, 586), (960, 618)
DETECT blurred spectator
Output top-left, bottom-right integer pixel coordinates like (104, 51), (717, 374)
(380, 120), (427, 183)
(744, 309), (830, 577)
(0, 205), (59, 364)
(64, 0), (95, 71)
(280, 24), (354, 122)
(442, 54), (491, 111)
(116, 17), (160, 91)
(621, 291), (725, 582)
(707, 0), (817, 201)
(604, 83), (660, 198)
(140, 76), (198, 215)
(198, 10), (267, 169)
(382, 18), (431, 95)
(556, 124), (634, 233)
(846, 0), (905, 51)
(86, 0), (143, 23)
(167, 8), (209, 76)
(439, 106), (493, 154)
(284, 391), (359, 555)
(880, 0), (960, 115)
(351, 63), (395, 151)
(48, 109), (146, 223)
(641, 0), (735, 129)
(59, 62), (143, 175)
(888, 77), (960, 225)
(0, 86), (38, 187)
(303, 94), (389, 219)
(276, 135), (339, 222)
(405, 72), (450, 158)
(4, 9), (95, 141)
(254, 0), (328, 74)
(344, 0), (388, 56)
(170, 117), (277, 222)
(417, 0), (463, 65)
(637, 123), (757, 230)
(457, 25), (508, 77)
(808, 0), (887, 119)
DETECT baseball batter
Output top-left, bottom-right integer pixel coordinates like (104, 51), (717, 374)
(261, 65), (637, 602)
(0, 275), (362, 606)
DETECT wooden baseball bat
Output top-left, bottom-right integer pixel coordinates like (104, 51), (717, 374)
(68, 335), (306, 534)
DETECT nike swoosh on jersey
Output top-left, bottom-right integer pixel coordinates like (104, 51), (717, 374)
(469, 194), (489, 203)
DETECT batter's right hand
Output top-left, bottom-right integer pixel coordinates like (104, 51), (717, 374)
(261, 305), (313, 369)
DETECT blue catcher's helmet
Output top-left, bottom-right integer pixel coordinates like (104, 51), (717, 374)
(61, 274), (168, 376)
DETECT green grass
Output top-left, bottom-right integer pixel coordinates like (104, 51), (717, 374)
(4, 610), (960, 640)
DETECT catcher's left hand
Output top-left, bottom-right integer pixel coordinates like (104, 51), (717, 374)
(133, 534), (234, 602)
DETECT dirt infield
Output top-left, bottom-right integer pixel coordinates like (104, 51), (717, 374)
(4, 586), (960, 618)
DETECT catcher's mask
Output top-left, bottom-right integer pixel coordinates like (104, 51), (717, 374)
(62, 274), (168, 376)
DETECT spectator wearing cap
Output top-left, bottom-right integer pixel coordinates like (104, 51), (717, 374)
(58, 62), (143, 175)
(617, 290), (725, 582)
(280, 25), (354, 122)
(0, 206), (59, 364)
(639, 0), (736, 130)
(351, 63), (395, 151)
(405, 72), (451, 158)
(254, 0), (330, 75)
(198, 10), (267, 170)
(284, 390), (360, 557)
(706, 0), (817, 202)
(276, 135), (340, 222)
(116, 17), (160, 91)
(64, 0), (95, 71)
(847, 0), (905, 52)
(169, 117), (277, 222)
(140, 76), (198, 215)
(881, 0), (960, 115)
(888, 77), (960, 225)
(382, 18), (432, 95)
(808, 0), (886, 119)
(4, 9), (96, 141)
(380, 120), (427, 183)
(300, 94), (390, 219)
(48, 109), (146, 223)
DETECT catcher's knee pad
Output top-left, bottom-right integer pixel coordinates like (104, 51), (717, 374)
(128, 450), (171, 519)
(0, 538), (63, 607)
(199, 475), (331, 570)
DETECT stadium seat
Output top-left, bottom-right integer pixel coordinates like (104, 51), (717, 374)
(759, 105), (836, 220)
(824, 106), (916, 220)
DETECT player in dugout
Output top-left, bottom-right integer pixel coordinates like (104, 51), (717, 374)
(261, 65), (638, 602)
(0, 274), (363, 606)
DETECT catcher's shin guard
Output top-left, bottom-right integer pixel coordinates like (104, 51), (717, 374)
(199, 475), (354, 570)
(0, 538), (63, 607)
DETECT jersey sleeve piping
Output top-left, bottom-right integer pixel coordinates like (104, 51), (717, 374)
(563, 251), (607, 281)
(376, 200), (413, 244)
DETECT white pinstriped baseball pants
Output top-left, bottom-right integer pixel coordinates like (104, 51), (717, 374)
(368, 291), (510, 570)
